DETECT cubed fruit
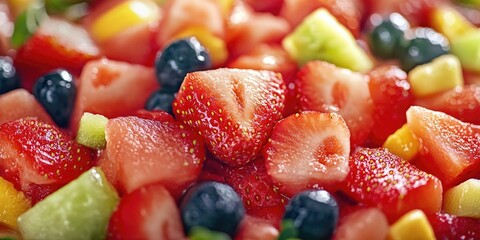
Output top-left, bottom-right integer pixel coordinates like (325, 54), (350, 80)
(17, 168), (119, 240)
(383, 124), (420, 161)
(427, 212), (480, 239)
(333, 207), (389, 240)
(282, 8), (372, 72)
(431, 6), (475, 41)
(443, 179), (480, 218)
(389, 210), (436, 240)
(76, 112), (108, 149)
(0, 89), (53, 125)
(0, 177), (30, 229)
(451, 30), (480, 72)
(408, 54), (464, 98)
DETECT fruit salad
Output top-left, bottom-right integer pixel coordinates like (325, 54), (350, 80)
(0, 0), (480, 239)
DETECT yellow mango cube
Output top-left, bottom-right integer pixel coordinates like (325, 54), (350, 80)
(444, 178), (480, 218)
(0, 177), (31, 229)
(383, 124), (419, 162)
(389, 210), (435, 240)
(431, 7), (475, 42)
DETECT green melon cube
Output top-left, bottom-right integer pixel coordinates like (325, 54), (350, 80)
(76, 112), (108, 149)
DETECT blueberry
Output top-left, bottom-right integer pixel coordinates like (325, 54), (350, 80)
(0, 56), (21, 94)
(33, 69), (76, 127)
(399, 28), (450, 72)
(155, 37), (211, 93)
(368, 13), (410, 59)
(180, 181), (245, 237)
(282, 190), (339, 240)
(145, 89), (175, 114)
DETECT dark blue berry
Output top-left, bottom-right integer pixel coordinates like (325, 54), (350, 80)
(368, 13), (410, 59)
(282, 190), (339, 240)
(145, 89), (175, 114)
(155, 37), (211, 93)
(180, 181), (245, 237)
(33, 69), (76, 127)
(0, 56), (21, 94)
(399, 28), (450, 71)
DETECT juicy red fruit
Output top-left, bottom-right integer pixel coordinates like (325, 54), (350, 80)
(427, 213), (480, 240)
(343, 148), (443, 222)
(173, 68), (285, 166)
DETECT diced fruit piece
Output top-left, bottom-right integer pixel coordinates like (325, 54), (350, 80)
(443, 179), (480, 218)
(33, 69), (77, 127)
(235, 216), (279, 240)
(414, 85), (480, 125)
(427, 212), (480, 239)
(71, 59), (159, 132)
(0, 89), (53, 125)
(181, 181), (245, 237)
(344, 148), (443, 221)
(155, 37), (212, 93)
(282, 8), (372, 72)
(281, 190), (339, 240)
(430, 6), (475, 41)
(243, 0), (283, 15)
(451, 30), (480, 72)
(17, 168), (119, 240)
(263, 112), (350, 196)
(388, 210), (436, 240)
(333, 207), (389, 240)
(76, 112), (108, 149)
(90, 0), (160, 43)
(103, 115), (205, 195)
(368, 65), (413, 145)
(0, 118), (95, 186)
(107, 183), (185, 240)
(0, 176), (30, 229)
(0, 56), (20, 94)
(297, 61), (374, 147)
(408, 54), (464, 98)
(383, 124), (420, 161)
(406, 106), (480, 186)
(367, 13), (410, 59)
(144, 89), (176, 114)
(399, 27), (450, 71)
(173, 68), (285, 166)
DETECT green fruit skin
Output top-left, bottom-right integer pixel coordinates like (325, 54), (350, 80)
(18, 167), (119, 240)
(76, 113), (108, 149)
(282, 9), (373, 73)
(451, 30), (480, 72)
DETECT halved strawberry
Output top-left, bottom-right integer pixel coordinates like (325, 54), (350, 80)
(367, 65), (413, 145)
(0, 89), (53, 125)
(173, 68), (285, 166)
(14, 17), (101, 91)
(197, 153), (227, 184)
(343, 147), (443, 222)
(100, 115), (205, 196)
(235, 215), (279, 240)
(0, 118), (94, 192)
(263, 111), (350, 196)
(427, 212), (480, 239)
(297, 61), (374, 147)
(406, 106), (480, 187)
(107, 183), (185, 240)
(415, 85), (480, 125)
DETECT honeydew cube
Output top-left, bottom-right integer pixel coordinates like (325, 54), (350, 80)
(443, 178), (480, 218)
(76, 112), (108, 149)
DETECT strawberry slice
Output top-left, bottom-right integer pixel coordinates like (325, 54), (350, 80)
(107, 183), (185, 240)
(263, 111), (351, 196)
(173, 68), (285, 166)
(0, 118), (94, 188)
(427, 213), (480, 239)
(406, 106), (480, 187)
(415, 85), (480, 125)
(343, 147), (443, 222)
(367, 65), (413, 145)
(297, 61), (374, 147)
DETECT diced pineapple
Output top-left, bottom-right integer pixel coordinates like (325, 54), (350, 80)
(388, 210), (435, 240)
(76, 112), (108, 149)
(383, 124), (419, 162)
(451, 30), (480, 72)
(172, 27), (228, 67)
(443, 178), (480, 218)
(0, 177), (31, 229)
(431, 7), (475, 42)
(408, 54), (464, 98)
(90, 0), (160, 43)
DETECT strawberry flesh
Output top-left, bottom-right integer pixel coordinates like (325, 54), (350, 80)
(427, 212), (480, 240)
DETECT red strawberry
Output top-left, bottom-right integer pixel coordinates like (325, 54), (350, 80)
(297, 61), (374, 147)
(415, 85), (480, 125)
(0, 118), (94, 196)
(367, 65), (413, 145)
(427, 213), (480, 240)
(263, 111), (351, 196)
(406, 106), (480, 187)
(107, 184), (185, 240)
(197, 154), (227, 184)
(343, 148), (443, 222)
(223, 157), (288, 211)
(235, 215), (279, 240)
(173, 68), (285, 166)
